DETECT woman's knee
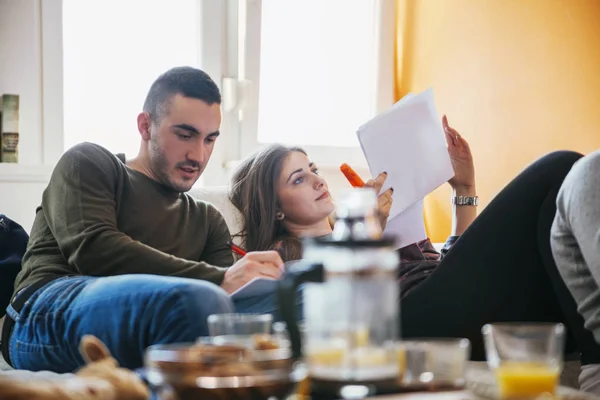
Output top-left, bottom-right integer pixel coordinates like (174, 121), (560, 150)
(535, 150), (584, 172)
(516, 150), (584, 190)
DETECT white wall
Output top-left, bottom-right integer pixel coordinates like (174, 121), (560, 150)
(0, 0), (44, 165)
(1, 182), (45, 232)
(0, 0), (50, 232)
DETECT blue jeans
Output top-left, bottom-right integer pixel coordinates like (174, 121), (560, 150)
(7, 274), (286, 372)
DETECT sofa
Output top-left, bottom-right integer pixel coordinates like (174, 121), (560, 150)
(189, 186), (245, 245)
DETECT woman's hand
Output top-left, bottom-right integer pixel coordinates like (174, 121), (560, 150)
(376, 188), (393, 231)
(442, 115), (478, 236)
(442, 115), (475, 190)
(364, 172), (393, 231)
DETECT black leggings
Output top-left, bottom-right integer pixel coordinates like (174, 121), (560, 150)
(401, 150), (600, 364)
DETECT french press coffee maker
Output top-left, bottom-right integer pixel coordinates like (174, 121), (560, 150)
(278, 188), (401, 398)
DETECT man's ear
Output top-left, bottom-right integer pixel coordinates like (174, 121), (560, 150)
(137, 112), (152, 141)
(79, 335), (112, 364)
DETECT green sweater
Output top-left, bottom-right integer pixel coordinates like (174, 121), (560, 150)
(14, 143), (232, 293)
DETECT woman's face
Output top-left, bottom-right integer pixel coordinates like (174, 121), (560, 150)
(276, 151), (335, 225)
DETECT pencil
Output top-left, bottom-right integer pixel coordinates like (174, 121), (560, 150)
(229, 242), (247, 257)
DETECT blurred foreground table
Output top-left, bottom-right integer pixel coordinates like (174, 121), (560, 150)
(363, 362), (598, 400)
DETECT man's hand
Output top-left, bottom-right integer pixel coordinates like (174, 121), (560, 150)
(221, 251), (285, 294)
(364, 172), (393, 231)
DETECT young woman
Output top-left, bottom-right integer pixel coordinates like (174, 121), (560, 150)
(229, 116), (600, 380)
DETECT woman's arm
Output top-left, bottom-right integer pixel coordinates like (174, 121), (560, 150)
(443, 115), (477, 236)
(451, 185), (477, 236)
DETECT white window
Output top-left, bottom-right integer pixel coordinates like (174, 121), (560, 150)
(233, 0), (396, 167)
(60, 0), (395, 181)
(62, 0), (201, 158)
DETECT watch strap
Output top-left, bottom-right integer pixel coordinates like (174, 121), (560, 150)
(452, 195), (479, 206)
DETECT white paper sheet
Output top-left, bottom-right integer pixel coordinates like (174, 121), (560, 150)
(229, 277), (277, 300)
(384, 199), (427, 250)
(383, 94), (428, 248)
(356, 88), (453, 220)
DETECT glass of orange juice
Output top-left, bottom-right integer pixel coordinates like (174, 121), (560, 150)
(482, 323), (565, 399)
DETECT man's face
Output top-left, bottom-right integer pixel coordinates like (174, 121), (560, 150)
(147, 94), (222, 192)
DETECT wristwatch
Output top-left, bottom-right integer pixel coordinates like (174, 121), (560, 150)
(452, 195), (479, 206)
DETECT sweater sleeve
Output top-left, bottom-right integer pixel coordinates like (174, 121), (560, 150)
(398, 236), (459, 263)
(551, 151), (600, 341)
(200, 204), (235, 268)
(42, 143), (228, 284)
(553, 152), (600, 284)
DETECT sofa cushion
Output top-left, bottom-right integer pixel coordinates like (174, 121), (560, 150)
(188, 186), (245, 246)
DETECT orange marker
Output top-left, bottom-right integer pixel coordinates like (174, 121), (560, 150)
(340, 163), (365, 187)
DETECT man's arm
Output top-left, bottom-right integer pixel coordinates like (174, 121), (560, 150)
(200, 204), (234, 268)
(43, 143), (227, 283)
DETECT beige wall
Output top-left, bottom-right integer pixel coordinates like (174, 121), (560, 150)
(396, 0), (600, 241)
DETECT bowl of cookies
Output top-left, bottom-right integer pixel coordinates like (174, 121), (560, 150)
(144, 334), (306, 400)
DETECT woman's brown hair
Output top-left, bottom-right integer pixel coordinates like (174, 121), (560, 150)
(229, 144), (306, 261)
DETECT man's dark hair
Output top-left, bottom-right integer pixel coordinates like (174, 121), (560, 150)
(143, 66), (221, 123)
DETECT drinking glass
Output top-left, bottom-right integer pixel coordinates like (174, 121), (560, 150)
(207, 313), (273, 336)
(399, 338), (471, 391)
(482, 323), (565, 399)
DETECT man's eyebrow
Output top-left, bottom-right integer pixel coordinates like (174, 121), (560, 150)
(286, 163), (314, 183)
(172, 126), (220, 139)
(172, 124), (200, 135)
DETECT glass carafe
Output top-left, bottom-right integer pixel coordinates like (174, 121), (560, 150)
(278, 235), (400, 399)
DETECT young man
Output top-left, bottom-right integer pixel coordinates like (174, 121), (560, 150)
(1, 67), (284, 373)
